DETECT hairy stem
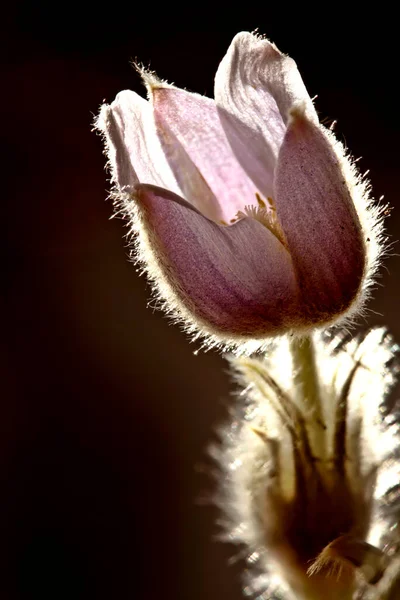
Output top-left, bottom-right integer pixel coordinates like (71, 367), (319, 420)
(290, 335), (326, 460)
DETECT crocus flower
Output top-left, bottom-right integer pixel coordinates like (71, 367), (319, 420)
(213, 328), (400, 600)
(97, 32), (383, 352)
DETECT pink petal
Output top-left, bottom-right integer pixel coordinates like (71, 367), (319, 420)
(274, 108), (365, 321)
(97, 104), (139, 190)
(214, 32), (318, 200)
(136, 184), (300, 336)
(102, 90), (181, 193)
(151, 85), (259, 224)
(149, 105), (222, 223)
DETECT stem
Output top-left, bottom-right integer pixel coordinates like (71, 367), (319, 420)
(290, 335), (326, 460)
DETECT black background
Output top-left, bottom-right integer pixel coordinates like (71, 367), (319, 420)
(2, 5), (400, 599)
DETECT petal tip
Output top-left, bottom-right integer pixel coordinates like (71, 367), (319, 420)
(287, 101), (317, 131)
(288, 101), (306, 120)
(134, 65), (174, 98)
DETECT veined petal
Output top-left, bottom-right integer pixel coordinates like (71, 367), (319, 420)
(103, 90), (181, 193)
(274, 107), (366, 322)
(135, 184), (300, 337)
(150, 105), (223, 223)
(150, 85), (258, 224)
(214, 31), (318, 200)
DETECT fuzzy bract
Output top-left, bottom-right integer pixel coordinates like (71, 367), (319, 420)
(211, 328), (400, 599)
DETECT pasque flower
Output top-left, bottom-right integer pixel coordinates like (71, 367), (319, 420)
(96, 31), (397, 600)
(97, 32), (383, 351)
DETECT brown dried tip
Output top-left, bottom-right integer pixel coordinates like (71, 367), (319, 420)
(308, 534), (388, 585)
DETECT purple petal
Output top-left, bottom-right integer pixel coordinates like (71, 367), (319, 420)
(151, 85), (258, 224)
(136, 184), (300, 336)
(214, 32), (318, 200)
(274, 108), (366, 321)
(103, 90), (181, 193)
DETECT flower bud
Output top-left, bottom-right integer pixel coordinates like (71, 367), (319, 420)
(96, 32), (385, 352)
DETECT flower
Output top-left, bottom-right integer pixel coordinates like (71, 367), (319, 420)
(96, 32), (384, 352)
(211, 328), (400, 599)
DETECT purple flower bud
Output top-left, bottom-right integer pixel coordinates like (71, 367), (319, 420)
(96, 32), (384, 352)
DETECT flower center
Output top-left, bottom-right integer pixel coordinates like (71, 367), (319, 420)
(237, 193), (287, 248)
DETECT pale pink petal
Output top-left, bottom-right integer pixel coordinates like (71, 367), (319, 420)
(214, 31), (318, 200)
(150, 106), (223, 223)
(97, 104), (139, 190)
(136, 184), (300, 336)
(274, 108), (365, 320)
(151, 86), (258, 224)
(106, 90), (181, 193)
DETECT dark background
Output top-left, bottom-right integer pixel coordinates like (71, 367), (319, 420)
(2, 5), (399, 599)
